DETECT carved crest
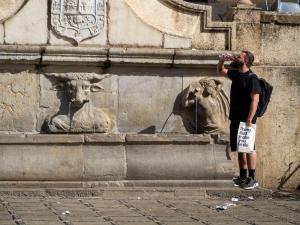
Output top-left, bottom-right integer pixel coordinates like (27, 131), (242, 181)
(51, 0), (105, 44)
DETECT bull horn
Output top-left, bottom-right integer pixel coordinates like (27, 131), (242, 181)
(44, 73), (71, 81)
(89, 73), (111, 83)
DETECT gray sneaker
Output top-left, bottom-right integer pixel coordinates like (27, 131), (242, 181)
(239, 177), (259, 190)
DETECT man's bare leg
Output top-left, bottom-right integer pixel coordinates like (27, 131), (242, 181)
(238, 152), (247, 179)
(247, 152), (257, 180)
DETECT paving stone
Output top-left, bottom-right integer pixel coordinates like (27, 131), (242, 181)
(113, 222), (158, 225)
(71, 223), (114, 225)
(155, 216), (196, 222)
(0, 214), (12, 220)
(23, 221), (65, 225)
(160, 223), (206, 225)
(0, 221), (16, 225)
(67, 217), (107, 222)
(18, 215), (60, 221)
(112, 217), (153, 222)
(99, 211), (141, 217)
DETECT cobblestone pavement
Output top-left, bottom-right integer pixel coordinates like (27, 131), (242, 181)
(0, 196), (299, 225)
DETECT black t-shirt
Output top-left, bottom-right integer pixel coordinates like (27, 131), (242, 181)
(228, 70), (261, 123)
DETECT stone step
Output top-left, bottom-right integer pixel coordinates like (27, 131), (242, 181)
(0, 181), (272, 199)
(0, 180), (234, 188)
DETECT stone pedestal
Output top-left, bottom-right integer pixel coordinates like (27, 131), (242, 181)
(0, 134), (233, 181)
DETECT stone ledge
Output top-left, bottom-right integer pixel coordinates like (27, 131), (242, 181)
(84, 133), (126, 144)
(126, 133), (211, 144)
(109, 47), (174, 66)
(0, 186), (273, 199)
(42, 46), (108, 66)
(0, 45), (41, 64)
(0, 134), (84, 144)
(0, 45), (237, 67)
(0, 133), (224, 145)
(261, 12), (300, 25)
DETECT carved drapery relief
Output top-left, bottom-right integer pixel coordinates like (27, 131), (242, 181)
(43, 73), (111, 133)
(51, 0), (105, 44)
(181, 78), (230, 134)
(0, 0), (28, 23)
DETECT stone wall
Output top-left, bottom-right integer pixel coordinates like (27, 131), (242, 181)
(0, 0), (299, 189)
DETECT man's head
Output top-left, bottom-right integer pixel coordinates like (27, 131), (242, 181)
(231, 51), (254, 69)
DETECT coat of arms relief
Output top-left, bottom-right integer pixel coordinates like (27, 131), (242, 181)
(51, 0), (105, 44)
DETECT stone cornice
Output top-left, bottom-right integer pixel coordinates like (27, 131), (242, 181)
(0, 45), (236, 67)
(261, 12), (300, 25)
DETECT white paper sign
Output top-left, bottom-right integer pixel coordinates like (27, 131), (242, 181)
(237, 122), (256, 153)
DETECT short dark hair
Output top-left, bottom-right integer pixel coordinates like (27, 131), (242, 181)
(242, 50), (254, 67)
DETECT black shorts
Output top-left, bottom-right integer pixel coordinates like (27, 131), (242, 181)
(230, 120), (256, 152)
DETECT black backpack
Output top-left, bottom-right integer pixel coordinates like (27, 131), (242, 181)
(250, 72), (273, 117)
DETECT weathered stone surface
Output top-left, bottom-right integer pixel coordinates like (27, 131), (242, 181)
(108, 0), (163, 47)
(261, 12), (300, 25)
(124, 0), (201, 37)
(125, 134), (210, 144)
(109, 48), (174, 66)
(0, 134), (84, 144)
(0, 45), (42, 64)
(0, 0), (27, 23)
(235, 23), (262, 63)
(4, 0), (47, 44)
(126, 143), (233, 180)
(0, 145), (83, 180)
(260, 24), (300, 66)
(0, 24), (4, 44)
(42, 46), (108, 66)
(253, 66), (300, 189)
(0, 71), (38, 132)
(192, 32), (227, 50)
(229, 6), (261, 23)
(118, 75), (183, 133)
(164, 34), (191, 49)
(83, 145), (126, 180)
(84, 134), (125, 143)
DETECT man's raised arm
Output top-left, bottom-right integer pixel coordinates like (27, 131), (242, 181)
(217, 58), (228, 77)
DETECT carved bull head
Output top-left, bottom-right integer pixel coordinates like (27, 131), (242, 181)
(47, 73), (110, 108)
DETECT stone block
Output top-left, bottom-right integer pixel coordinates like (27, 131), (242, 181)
(261, 24), (300, 66)
(0, 71), (38, 132)
(125, 134), (210, 144)
(0, 145), (83, 180)
(164, 34), (191, 49)
(84, 134), (125, 144)
(0, 0), (27, 23)
(118, 75), (183, 133)
(192, 32), (227, 50)
(108, 0), (163, 47)
(83, 145), (126, 180)
(126, 143), (222, 180)
(4, 0), (47, 45)
(123, 0), (201, 37)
